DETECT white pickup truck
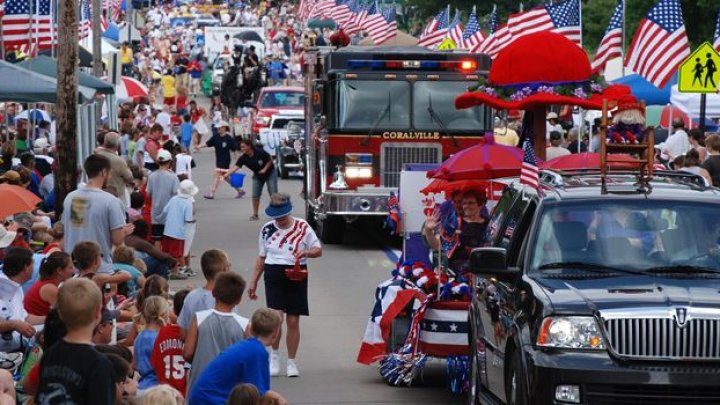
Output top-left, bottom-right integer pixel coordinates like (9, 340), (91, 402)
(258, 110), (305, 179)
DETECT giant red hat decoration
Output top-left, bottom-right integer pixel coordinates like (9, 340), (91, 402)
(455, 32), (631, 111)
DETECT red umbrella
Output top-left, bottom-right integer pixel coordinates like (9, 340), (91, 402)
(103, 76), (149, 101)
(429, 135), (528, 181)
(0, 184), (41, 218)
(660, 105), (689, 129)
(540, 152), (642, 170)
(420, 179), (489, 195)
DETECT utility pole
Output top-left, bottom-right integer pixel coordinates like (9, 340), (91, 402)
(93, 0), (103, 125)
(55, 0), (79, 219)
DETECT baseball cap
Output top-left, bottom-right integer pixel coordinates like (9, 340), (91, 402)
(0, 170), (20, 183)
(546, 112), (559, 120)
(157, 149), (173, 163)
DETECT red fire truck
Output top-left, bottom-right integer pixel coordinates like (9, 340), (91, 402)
(303, 46), (492, 244)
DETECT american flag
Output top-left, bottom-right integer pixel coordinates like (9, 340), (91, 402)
(343, 0), (363, 35)
(488, 4), (499, 33)
(508, 0), (581, 46)
(472, 22), (510, 57)
(520, 139), (539, 189)
(462, 6), (484, 50)
(713, 8), (720, 52)
(417, 6), (449, 48)
(1, 0), (57, 51)
(79, 0), (91, 39)
(624, 0), (690, 88)
(309, 0), (334, 19)
(365, 2), (388, 42)
(298, 0), (313, 21)
(102, 0), (121, 21)
(592, 0), (624, 73)
(350, 1), (370, 33)
(375, 5), (397, 44)
(447, 9), (463, 48)
(330, 0), (354, 28)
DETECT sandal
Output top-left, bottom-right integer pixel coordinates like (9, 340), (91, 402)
(249, 215), (259, 221)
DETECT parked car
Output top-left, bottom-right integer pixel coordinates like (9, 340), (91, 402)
(270, 111), (305, 179)
(467, 170), (720, 405)
(211, 54), (232, 96)
(250, 86), (305, 135)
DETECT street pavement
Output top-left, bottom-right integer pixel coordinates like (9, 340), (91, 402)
(172, 146), (462, 404)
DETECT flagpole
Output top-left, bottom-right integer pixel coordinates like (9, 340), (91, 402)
(51, 0), (56, 57)
(29, 0), (35, 58)
(621, 0), (626, 77)
(0, 20), (5, 60)
(578, 0), (583, 49)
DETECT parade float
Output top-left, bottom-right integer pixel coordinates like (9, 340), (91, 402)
(358, 31), (637, 395)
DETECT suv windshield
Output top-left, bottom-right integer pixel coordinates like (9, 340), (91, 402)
(333, 80), (484, 131)
(529, 201), (720, 274)
(259, 91), (305, 108)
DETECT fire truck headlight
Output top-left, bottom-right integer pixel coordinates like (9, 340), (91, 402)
(256, 116), (271, 125)
(345, 166), (372, 179)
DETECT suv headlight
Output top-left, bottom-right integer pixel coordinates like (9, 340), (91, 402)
(537, 316), (605, 349)
(345, 166), (372, 179)
(255, 116), (271, 125)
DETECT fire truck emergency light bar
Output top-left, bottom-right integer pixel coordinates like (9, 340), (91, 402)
(347, 59), (477, 71)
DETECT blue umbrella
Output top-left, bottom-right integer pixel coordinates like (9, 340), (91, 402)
(103, 22), (120, 42)
(611, 73), (677, 106)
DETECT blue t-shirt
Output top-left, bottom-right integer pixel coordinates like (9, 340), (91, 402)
(111, 263), (143, 297)
(162, 195), (193, 240)
(181, 122), (194, 144)
(134, 329), (159, 390)
(188, 337), (269, 405)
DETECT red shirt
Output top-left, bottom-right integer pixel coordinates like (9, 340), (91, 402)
(24, 279), (59, 317)
(150, 324), (187, 396)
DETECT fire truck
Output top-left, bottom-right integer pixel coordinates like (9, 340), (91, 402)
(303, 46), (492, 244)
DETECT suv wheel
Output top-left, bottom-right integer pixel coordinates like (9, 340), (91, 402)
(506, 352), (527, 405)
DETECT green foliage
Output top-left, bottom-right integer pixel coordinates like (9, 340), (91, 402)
(405, 0), (719, 56)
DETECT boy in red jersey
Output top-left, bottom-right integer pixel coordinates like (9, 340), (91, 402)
(150, 288), (191, 396)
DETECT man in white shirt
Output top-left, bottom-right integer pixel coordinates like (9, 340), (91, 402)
(546, 131), (571, 160)
(155, 105), (173, 136)
(546, 112), (564, 141)
(0, 246), (45, 353)
(658, 118), (690, 161)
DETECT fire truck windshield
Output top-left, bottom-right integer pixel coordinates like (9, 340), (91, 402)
(336, 81), (410, 129)
(333, 80), (484, 132)
(413, 82), (485, 131)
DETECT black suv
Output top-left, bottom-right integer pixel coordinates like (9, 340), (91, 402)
(467, 170), (720, 405)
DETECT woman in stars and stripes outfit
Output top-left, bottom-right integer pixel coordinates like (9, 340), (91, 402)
(248, 193), (322, 378)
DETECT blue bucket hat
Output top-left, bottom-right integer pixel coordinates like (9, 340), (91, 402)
(265, 199), (293, 219)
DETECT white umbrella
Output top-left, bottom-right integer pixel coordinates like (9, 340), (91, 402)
(16, 109), (52, 122)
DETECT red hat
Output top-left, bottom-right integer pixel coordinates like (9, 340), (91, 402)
(613, 95), (645, 116)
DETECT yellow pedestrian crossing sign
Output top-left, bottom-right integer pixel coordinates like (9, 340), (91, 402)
(678, 42), (720, 94)
(437, 38), (457, 50)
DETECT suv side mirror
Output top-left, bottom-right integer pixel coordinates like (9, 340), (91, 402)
(468, 247), (518, 276)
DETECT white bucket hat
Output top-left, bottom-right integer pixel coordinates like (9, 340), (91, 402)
(178, 179), (199, 198)
(0, 225), (17, 249)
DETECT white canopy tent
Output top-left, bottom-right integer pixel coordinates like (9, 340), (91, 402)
(670, 85), (720, 118)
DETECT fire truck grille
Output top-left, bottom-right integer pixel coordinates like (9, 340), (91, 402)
(381, 143), (442, 187)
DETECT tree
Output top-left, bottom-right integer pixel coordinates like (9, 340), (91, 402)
(55, 0), (79, 218)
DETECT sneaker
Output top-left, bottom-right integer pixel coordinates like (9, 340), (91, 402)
(286, 359), (299, 377)
(181, 266), (198, 277)
(203, 193), (214, 200)
(169, 272), (188, 280)
(270, 353), (280, 377)
(235, 190), (246, 199)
